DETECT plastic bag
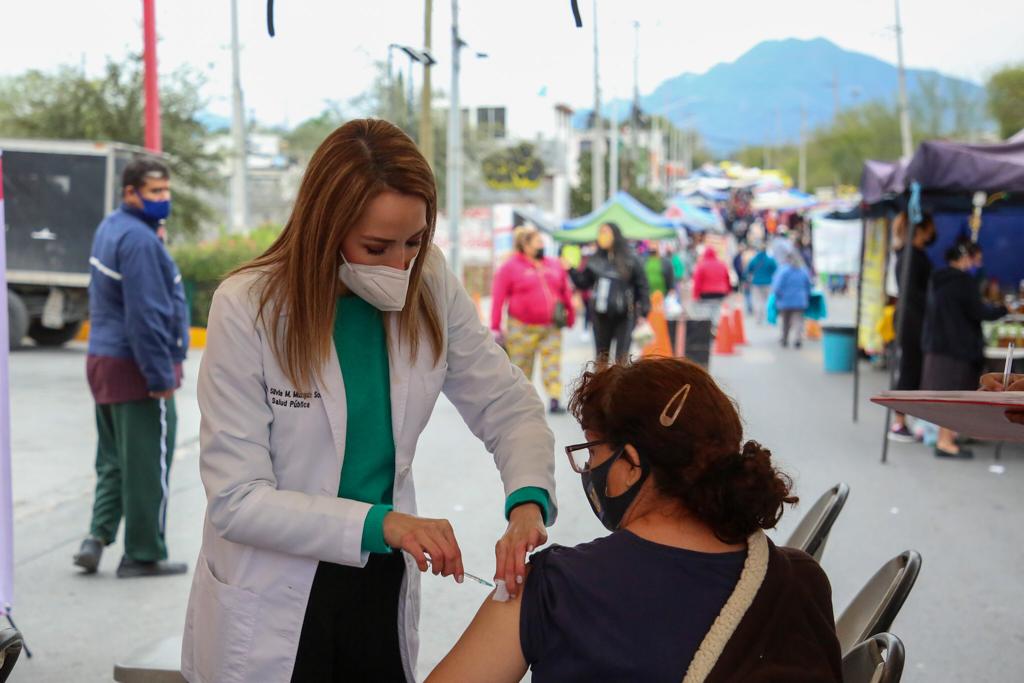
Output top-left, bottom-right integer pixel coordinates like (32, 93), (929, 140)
(664, 291), (684, 321)
(632, 319), (655, 347)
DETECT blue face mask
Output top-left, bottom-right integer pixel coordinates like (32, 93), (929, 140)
(136, 190), (171, 222)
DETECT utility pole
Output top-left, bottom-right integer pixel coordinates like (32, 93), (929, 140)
(419, 0), (434, 167)
(447, 0), (463, 277)
(894, 0), (914, 158)
(142, 0), (161, 152)
(630, 20), (640, 190)
(683, 117), (693, 176)
(407, 56), (415, 130)
(591, 0), (604, 211)
(798, 104), (808, 192)
(609, 104), (619, 195)
(833, 69), (841, 122)
(229, 0), (249, 233)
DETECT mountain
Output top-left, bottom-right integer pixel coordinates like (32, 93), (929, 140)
(576, 38), (986, 154)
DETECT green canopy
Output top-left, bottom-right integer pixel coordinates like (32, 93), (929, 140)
(553, 191), (680, 243)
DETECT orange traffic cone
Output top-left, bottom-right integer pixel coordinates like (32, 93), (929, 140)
(714, 313), (736, 355)
(642, 291), (674, 358)
(731, 307), (747, 345)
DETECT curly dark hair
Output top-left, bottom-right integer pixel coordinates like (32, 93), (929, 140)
(568, 357), (797, 544)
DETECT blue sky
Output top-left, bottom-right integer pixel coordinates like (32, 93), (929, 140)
(1, 0), (1021, 137)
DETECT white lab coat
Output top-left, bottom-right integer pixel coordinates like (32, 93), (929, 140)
(181, 246), (557, 683)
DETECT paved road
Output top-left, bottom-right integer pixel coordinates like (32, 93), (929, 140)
(6, 300), (1023, 681)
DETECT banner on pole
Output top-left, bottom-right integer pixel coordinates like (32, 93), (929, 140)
(0, 151), (14, 615)
(858, 217), (890, 354)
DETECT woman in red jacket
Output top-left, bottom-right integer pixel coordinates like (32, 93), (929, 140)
(492, 227), (576, 413)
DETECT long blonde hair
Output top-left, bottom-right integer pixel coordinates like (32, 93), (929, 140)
(235, 119), (443, 390)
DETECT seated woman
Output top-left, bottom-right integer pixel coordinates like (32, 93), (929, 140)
(427, 357), (842, 683)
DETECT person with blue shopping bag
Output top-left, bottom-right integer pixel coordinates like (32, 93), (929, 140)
(771, 253), (813, 348)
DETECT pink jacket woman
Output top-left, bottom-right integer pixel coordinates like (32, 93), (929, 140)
(491, 228), (576, 413)
(491, 253), (576, 331)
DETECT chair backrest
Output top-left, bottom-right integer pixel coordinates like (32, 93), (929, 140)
(0, 628), (24, 683)
(836, 551), (922, 655)
(841, 632), (905, 683)
(784, 482), (850, 561)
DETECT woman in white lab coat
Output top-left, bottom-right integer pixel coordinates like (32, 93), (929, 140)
(181, 119), (557, 683)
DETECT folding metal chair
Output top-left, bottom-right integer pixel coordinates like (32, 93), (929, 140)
(784, 482), (850, 561)
(841, 632), (905, 683)
(836, 551), (922, 656)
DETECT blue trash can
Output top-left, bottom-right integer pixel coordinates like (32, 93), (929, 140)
(822, 325), (857, 373)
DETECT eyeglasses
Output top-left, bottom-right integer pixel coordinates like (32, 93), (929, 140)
(564, 440), (612, 474)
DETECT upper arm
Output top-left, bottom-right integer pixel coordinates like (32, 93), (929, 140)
(426, 588), (528, 683)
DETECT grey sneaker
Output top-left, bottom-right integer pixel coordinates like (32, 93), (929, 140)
(73, 537), (104, 574)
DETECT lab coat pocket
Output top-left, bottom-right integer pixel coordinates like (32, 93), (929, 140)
(189, 556), (260, 683)
(409, 365), (447, 434)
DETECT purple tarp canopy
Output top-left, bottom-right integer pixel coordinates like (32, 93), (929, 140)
(905, 139), (1024, 194)
(860, 158), (908, 205)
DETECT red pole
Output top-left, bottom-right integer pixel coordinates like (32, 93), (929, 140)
(143, 0), (162, 152)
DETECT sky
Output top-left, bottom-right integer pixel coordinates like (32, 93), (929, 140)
(1, 0), (1021, 138)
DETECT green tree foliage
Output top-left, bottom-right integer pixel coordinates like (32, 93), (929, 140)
(570, 148), (666, 217)
(283, 102), (346, 162)
(0, 56), (220, 238)
(987, 64), (1024, 139)
(570, 149), (606, 217)
(733, 82), (989, 190)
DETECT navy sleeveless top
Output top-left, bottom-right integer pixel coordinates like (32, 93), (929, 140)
(520, 530), (746, 682)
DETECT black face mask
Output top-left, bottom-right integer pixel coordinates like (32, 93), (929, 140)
(924, 232), (937, 247)
(581, 447), (650, 531)
(532, 249), (545, 261)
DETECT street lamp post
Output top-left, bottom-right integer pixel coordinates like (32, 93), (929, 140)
(894, 0), (914, 158)
(447, 0), (463, 279)
(229, 0), (249, 233)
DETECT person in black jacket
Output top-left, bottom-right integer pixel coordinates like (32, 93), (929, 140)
(889, 212), (937, 443)
(568, 222), (650, 365)
(921, 242), (1008, 458)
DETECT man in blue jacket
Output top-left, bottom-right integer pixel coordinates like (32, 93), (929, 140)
(73, 158), (190, 578)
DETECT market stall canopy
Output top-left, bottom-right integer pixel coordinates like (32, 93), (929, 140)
(751, 189), (818, 211)
(860, 158), (908, 205)
(664, 195), (725, 233)
(555, 191), (679, 243)
(905, 139), (1024, 194)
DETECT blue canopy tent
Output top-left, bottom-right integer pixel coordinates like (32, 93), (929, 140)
(665, 195), (725, 233)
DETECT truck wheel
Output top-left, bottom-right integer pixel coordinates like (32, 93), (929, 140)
(7, 290), (29, 350)
(28, 320), (84, 347)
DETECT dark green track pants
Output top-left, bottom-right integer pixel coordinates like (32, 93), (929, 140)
(88, 397), (177, 562)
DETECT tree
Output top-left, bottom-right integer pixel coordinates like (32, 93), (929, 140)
(987, 64), (1024, 139)
(283, 102), (346, 162)
(570, 149), (606, 217)
(569, 148), (665, 217)
(0, 56), (220, 238)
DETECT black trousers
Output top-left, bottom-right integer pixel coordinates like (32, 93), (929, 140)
(594, 313), (632, 364)
(291, 553), (407, 682)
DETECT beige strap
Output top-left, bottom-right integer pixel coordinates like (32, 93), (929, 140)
(682, 530), (770, 683)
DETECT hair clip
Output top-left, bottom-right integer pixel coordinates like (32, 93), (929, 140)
(659, 384), (691, 427)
